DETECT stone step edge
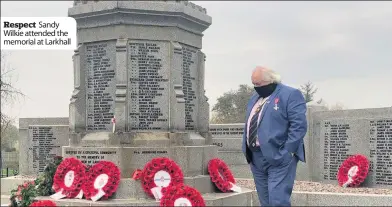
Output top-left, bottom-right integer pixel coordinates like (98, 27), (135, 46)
(4, 189), (392, 200)
(30, 189), (253, 204)
(0, 188), (253, 203)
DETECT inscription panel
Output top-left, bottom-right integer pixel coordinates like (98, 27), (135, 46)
(321, 118), (392, 186)
(369, 119), (392, 185)
(64, 149), (118, 165)
(128, 40), (169, 131)
(210, 125), (244, 138)
(27, 126), (67, 174)
(180, 44), (198, 131)
(322, 120), (357, 180)
(85, 41), (116, 131)
(130, 149), (169, 170)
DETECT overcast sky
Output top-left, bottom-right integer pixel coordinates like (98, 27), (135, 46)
(1, 1), (392, 125)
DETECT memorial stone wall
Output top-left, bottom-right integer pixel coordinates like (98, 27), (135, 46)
(311, 107), (392, 188)
(18, 108), (391, 186)
(19, 118), (69, 175)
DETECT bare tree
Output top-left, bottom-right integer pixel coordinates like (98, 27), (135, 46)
(299, 81), (318, 103)
(1, 52), (24, 136)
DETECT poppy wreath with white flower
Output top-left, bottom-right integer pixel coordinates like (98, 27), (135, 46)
(337, 154), (369, 188)
(159, 183), (205, 207)
(52, 157), (86, 198)
(132, 157), (184, 198)
(82, 160), (121, 201)
(29, 200), (57, 207)
(207, 158), (236, 192)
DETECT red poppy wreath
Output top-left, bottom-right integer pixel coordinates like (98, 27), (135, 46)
(337, 154), (369, 188)
(29, 200), (57, 207)
(51, 157), (86, 200)
(208, 158), (241, 193)
(82, 160), (121, 202)
(160, 183), (205, 207)
(132, 157), (184, 200)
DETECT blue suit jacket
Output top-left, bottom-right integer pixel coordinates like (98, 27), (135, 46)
(242, 83), (307, 166)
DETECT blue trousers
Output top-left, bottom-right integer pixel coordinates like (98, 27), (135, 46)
(250, 150), (298, 206)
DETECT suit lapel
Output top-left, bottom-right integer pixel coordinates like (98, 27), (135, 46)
(259, 83), (282, 123)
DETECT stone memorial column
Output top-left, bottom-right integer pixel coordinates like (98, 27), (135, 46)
(169, 42), (186, 132)
(196, 51), (210, 134)
(69, 44), (86, 133)
(114, 38), (128, 132)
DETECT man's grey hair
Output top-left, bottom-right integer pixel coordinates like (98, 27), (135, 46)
(262, 68), (282, 83)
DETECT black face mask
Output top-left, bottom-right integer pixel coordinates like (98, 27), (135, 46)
(254, 83), (277, 98)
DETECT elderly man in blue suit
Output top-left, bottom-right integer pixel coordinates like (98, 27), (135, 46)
(242, 66), (307, 206)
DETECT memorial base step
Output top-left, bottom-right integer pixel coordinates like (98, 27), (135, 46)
(1, 176), (36, 195)
(115, 175), (216, 199)
(62, 145), (219, 178)
(1, 195), (11, 206)
(1, 176), (217, 199)
(35, 188), (255, 206)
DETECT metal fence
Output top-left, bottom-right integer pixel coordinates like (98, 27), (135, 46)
(1, 151), (19, 177)
(1, 167), (18, 178)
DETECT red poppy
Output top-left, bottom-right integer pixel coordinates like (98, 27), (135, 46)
(52, 157), (86, 198)
(82, 160), (120, 201)
(207, 158), (236, 192)
(337, 154), (369, 187)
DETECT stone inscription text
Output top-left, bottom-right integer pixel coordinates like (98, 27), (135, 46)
(128, 41), (169, 130)
(181, 44), (198, 130)
(65, 150), (117, 165)
(370, 119), (392, 185)
(323, 122), (351, 180)
(212, 142), (223, 147)
(86, 42), (115, 131)
(29, 126), (60, 173)
(210, 127), (244, 137)
(133, 150), (168, 155)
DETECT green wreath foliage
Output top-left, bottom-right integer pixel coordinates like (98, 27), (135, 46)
(9, 156), (63, 207)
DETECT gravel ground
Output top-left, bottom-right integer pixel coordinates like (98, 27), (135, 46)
(236, 179), (392, 195)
